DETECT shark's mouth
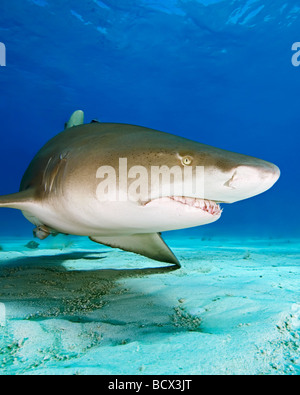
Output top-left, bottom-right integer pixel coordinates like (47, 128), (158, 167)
(169, 196), (222, 216)
(143, 196), (222, 216)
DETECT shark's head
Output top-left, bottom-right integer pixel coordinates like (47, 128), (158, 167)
(177, 142), (281, 204)
(97, 126), (280, 232)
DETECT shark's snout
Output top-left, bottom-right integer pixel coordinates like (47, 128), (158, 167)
(257, 162), (281, 187)
(223, 161), (280, 202)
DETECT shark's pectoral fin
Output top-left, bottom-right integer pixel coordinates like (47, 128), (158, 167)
(64, 110), (84, 129)
(90, 233), (180, 267)
(0, 189), (35, 209)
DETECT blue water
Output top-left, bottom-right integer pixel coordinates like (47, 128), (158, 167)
(0, 0), (299, 238)
(1, 1), (300, 376)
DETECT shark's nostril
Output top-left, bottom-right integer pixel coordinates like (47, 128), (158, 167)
(224, 171), (237, 189)
(221, 162), (280, 203)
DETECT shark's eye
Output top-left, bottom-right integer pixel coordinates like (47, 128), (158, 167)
(182, 156), (193, 166)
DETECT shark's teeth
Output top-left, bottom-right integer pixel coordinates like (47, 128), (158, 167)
(170, 196), (222, 216)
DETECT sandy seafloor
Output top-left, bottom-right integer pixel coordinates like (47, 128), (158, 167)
(0, 235), (299, 375)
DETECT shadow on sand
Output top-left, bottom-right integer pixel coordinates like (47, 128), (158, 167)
(0, 250), (181, 326)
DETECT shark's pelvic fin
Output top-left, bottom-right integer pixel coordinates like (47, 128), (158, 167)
(90, 233), (180, 267)
(33, 225), (52, 240)
(64, 110), (84, 129)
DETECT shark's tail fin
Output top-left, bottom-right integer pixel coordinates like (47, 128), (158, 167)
(0, 190), (35, 210)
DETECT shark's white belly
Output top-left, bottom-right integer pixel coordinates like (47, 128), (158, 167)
(22, 195), (221, 237)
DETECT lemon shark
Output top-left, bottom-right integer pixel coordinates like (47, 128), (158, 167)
(0, 111), (280, 267)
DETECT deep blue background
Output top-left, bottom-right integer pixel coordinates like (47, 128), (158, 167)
(0, 0), (299, 238)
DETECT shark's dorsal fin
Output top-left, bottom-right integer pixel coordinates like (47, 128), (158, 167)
(64, 110), (84, 129)
(90, 233), (180, 267)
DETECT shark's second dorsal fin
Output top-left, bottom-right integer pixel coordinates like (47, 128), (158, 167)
(90, 233), (180, 267)
(64, 110), (84, 129)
